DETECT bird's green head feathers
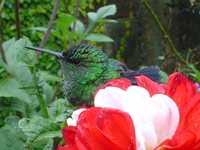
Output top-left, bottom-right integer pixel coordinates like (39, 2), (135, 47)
(62, 44), (107, 65)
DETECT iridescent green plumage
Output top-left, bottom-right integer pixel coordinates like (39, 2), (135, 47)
(61, 45), (122, 106)
(26, 44), (160, 106)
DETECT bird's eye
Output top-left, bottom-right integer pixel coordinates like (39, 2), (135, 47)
(69, 59), (81, 65)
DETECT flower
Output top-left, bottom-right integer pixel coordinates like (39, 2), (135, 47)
(58, 73), (200, 150)
(136, 73), (200, 150)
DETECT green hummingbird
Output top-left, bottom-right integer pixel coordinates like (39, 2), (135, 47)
(26, 44), (160, 106)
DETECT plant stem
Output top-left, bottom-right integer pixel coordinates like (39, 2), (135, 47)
(51, 81), (61, 102)
(37, 94), (49, 118)
(69, 0), (80, 48)
(0, 37), (7, 64)
(141, 0), (188, 65)
(14, 0), (20, 39)
(32, 68), (49, 118)
(0, 0), (5, 16)
(0, 0), (7, 64)
(36, 0), (60, 59)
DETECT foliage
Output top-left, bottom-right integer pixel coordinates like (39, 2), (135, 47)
(0, 37), (73, 149)
(0, 2), (118, 149)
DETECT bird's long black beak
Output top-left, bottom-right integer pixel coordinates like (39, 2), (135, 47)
(25, 46), (65, 59)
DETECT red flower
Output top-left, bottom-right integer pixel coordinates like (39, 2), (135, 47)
(58, 107), (136, 150)
(58, 72), (200, 150)
(136, 73), (200, 150)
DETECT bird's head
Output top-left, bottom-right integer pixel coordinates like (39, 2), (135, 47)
(26, 44), (107, 66)
(62, 44), (107, 66)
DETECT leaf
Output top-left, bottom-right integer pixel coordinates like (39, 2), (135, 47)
(0, 78), (31, 103)
(72, 20), (85, 34)
(29, 139), (53, 150)
(86, 5), (117, 34)
(97, 4), (117, 19)
(87, 12), (98, 23)
(98, 19), (118, 23)
(42, 82), (54, 104)
(189, 64), (200, 82)
(43, 139), (54, 150)
(56, 14), (76, 34)
(84, 34), (113, 42)
(48, 99), (73, 117)
(2, 37), (35, 87)
(35, 130), (62, 142)
(32, 27), (48, 32)
(2, 38), (15, 53)
(159, 70), (168, 83)
(3, 37), (36, 65)
(0, 125), (25, 150)
(55, 113), (69, 122)
(0, 99), (26, 114)
(4, 115), (21, 127)
(40, 71), (62, 82)
(3, 63), (34, 87)
(19, 116), (60, 144)
(15, 37), (36, 65)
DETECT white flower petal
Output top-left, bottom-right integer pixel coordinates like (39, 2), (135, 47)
(67, 118), (76, 126)
(95, 87), (125, 110)
(94, 85), (180, 149)
(67, 108), (86, 126)
(150, 94), (179, 144)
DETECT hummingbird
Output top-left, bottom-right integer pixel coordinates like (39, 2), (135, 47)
(26, 44), (160, 106)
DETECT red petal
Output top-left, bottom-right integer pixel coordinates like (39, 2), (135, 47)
(166, 72), (197, 108)
(135, 75), (165, 96)
(62, 126), (77, 145)
(185, 95), (200, 141)
(156, 131), (196, 150)
(94, 78), (132, 97)
(159, 78), (200, 149)
(75, 107), (136, 150)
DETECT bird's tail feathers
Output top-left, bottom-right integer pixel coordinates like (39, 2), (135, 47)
(137, 66), (160, 82)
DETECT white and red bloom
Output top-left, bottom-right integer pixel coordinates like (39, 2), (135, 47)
(58, 73), (200, 150)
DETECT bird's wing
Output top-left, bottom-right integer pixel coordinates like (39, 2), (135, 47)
(108, 59), (160, 83)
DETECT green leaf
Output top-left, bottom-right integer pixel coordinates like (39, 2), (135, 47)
(55, 113), (69, 122)
(56, 14), (76, 34)
(43, 139), (54, 150)
(32, 27), (48, 32)
(86, 12), (98, 32)
(35, 130), (62, 142)
(3, 63), (34, 87)
(72, 20), (85, 34)
(48, 99), (73, 117)
(188, 64), (200, 82)
(97, 4), (117, 19)
(42, 82), (54, 104)
(86, 5), (117, 34)
(84, 34), (113, 42)
(5, 115), (21, 127)
(0, 125), (25, 150)
(19, 116), (60, 144)
(97, 19), (118, 23)
(0, 78), (31, 103)
(15, 37), (36, 65)
(40, 71), (62, 82)
(2, 38), (15, 53)
(87, 12), (98, 22)
(3, 37), (36, 65)
(159, 70), (168, 83)
(0, 100), (26, 114)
